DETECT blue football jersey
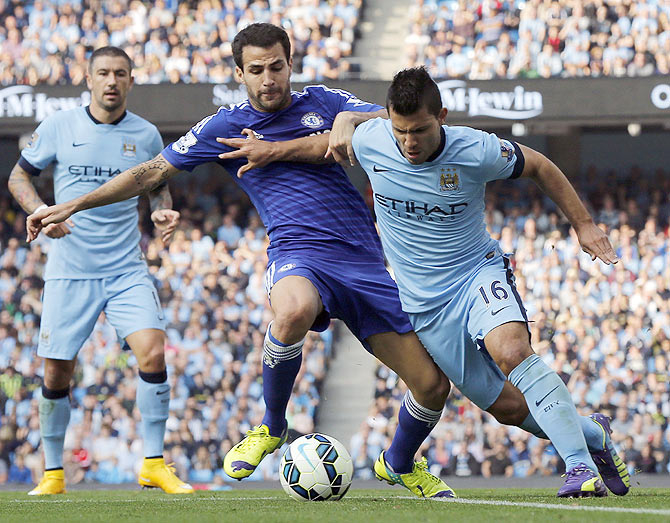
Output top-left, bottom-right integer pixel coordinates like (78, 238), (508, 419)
(20, 107), (163, 279)
(161, 85), (384, 261)
(352, 118), (524, 311)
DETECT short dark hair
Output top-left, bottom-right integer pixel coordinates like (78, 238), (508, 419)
(232, 23), (291, 69)
(89, 46), (133, 72)
(386, 67), (442, 117)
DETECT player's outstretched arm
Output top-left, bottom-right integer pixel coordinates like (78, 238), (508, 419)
(148, 183), (180, 246)
(8, 163), (74, 239)
(518, 144), (618, 265)
(26, 154), (180, 242)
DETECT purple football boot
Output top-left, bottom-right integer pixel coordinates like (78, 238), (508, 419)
(557, 463), (608, 498)
(588, 413), (631, 495)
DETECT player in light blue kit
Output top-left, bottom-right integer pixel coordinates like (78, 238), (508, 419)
(342, 67), (630, 498)
(8, 47), (192, 495)
(27, 26), (463, 499)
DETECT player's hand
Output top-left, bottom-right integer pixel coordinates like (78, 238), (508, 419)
(575, 221), (619, 265)
(216, 128), (276, 178)
(325, 112), (357, 167)
(151, 209), (180, 246)
(43, 220), (75, 239)
(26, 203), (76, 243)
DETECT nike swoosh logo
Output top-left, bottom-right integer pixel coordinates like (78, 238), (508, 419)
(156, 388), (170, 396)
(297, 443), (314, 468)
(535, 385), (560, 407)
(72, 142), (89, 147)
(491, 305), (511, 316)
(373, 165), (389, 172)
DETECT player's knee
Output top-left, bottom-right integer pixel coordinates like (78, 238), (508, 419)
(495, 338), (533, 376)
(409, 368), (450, 407)
(272, 301), (318, 339)
(43, 362), (73, 390)
(492, 406), (527, 427)
(136, 342), (166, 373)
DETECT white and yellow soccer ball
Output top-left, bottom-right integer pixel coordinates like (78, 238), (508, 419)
(279, 433), (354, 501)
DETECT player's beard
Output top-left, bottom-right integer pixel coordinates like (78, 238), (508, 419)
(250, 86), (291, 113)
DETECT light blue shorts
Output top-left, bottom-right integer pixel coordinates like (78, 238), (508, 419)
(38, 269), (165, 360)
(409, 254), (529, 411)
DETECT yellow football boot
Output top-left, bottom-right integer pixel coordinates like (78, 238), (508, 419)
(28, 469), (66, 495)
(224, 424), (288, 480)
(138, 457), (194, 494)
(374, 451), (456, 499)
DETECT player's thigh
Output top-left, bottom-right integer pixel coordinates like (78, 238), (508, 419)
(466, 257), (532, 375)
(268, 273), (323, 324)
(38, 279), (106, 361)
(367, 331), (449, 400)
(103, 270), (165, 342)
(410, 302), (506, 411)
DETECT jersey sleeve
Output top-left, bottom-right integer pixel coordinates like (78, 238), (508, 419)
(18, 117), (59, 175)
(478, 131), (525, 182)
(312, 85), (383, 119)
(149, 126), (164, 157)
(161, 110), (225, 172)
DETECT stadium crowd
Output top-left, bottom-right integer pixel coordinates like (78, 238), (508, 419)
(0, 0), (361, 86)
(0, 172), (333, 486)
(350, 164), (670, 479)
(407, 0), (670, 79)
(1, 162), (669, 485)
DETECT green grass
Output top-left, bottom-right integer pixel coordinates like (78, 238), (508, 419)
(1, 488), (669, 522)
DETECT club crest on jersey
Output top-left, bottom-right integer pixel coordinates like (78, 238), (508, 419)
(300, 112), (324, 129)
(278, 263), (296, 273)
(122, 137), (137, 158)
(439, 167), (460, 192)
(499, 139), (515, 162)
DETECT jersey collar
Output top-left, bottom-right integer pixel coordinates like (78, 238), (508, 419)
(425, 126), (446, 163)
(85, 105), (127, 125)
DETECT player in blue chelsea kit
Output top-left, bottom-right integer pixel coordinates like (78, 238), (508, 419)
(340, 68), (629, 498)
(27, 26), (459, 498)
(9, 47), (191, 495)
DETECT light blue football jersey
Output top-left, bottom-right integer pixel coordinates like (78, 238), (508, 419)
(20, 107), (163, 280)
(351, 118), (524, 312)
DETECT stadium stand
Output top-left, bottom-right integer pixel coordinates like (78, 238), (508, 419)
(0, 175), (334, 486)
(350, 165), (670, 479)
(0, 0), (362, 86)
(406, 0), (670, 79)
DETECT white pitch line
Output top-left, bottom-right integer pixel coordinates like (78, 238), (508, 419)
(5, 495), (670, 517)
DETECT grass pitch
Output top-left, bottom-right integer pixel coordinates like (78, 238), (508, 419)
(1, 488), (669, 522)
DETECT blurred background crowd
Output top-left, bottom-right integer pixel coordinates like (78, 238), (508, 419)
(0, 0), (361, 86)
(0, 164), (669, 486)
(350, 166), (670, 479)
(407, 0), (670, 79)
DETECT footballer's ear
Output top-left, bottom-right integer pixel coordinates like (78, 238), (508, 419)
(235, 66), (244, 83)
(438, 107), (448, 125)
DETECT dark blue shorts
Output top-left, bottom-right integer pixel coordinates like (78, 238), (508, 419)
(265, 253), (413, 352)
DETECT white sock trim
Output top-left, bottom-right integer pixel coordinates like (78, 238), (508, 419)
(263, 322), (304, 367)
(402, 390), (443, 426)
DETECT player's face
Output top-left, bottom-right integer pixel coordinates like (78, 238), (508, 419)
(236, 43), (293, 113)
(86, 55), (133, 113)
(389, 105), (448, 164)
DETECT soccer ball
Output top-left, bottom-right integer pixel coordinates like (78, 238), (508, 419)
(279, 433), (353, 501)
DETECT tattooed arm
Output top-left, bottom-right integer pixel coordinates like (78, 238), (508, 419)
(8, 163), (46, 214)
(148, 182), (173, 213)
(26, 154), (180, 241)
(9, 163), (75, 239)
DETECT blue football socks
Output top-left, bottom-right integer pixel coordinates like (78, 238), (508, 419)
(39, 386), (71, 470)
(137, 370), (169, 458)
(509, 354), (597, 473)
(261, 322), (304, 437)
(385, 391), (442, 474)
